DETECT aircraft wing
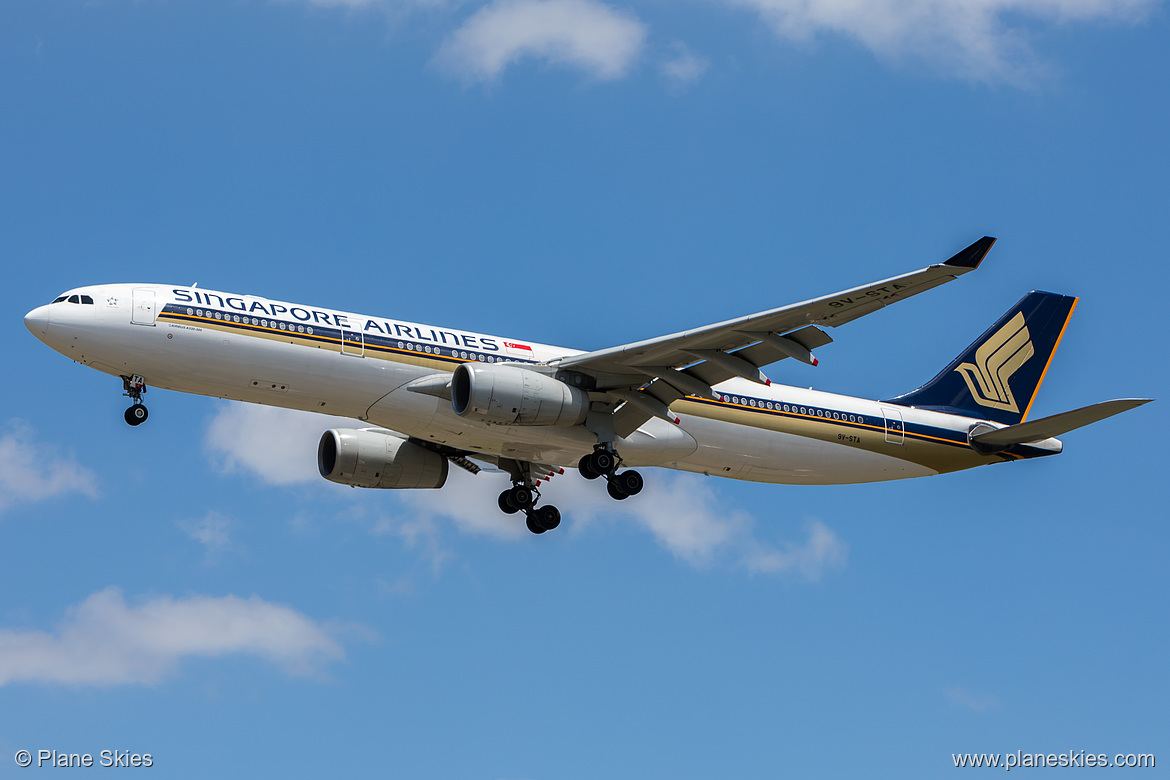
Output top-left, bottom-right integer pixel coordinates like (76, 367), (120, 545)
(553, 237), (996, 436)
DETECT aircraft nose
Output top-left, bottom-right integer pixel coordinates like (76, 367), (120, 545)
(24, 305), (49, 337)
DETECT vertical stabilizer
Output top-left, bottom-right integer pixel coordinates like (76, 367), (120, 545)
(885, 291), (1077, 425)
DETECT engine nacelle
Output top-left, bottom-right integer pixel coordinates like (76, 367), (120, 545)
(451, 363), (589, 426)
(317, 429), (449, 489)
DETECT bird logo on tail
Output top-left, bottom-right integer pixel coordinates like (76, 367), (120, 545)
(954, 312), (1035, 414)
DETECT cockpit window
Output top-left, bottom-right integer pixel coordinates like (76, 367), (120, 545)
(54, 293), (95, 304)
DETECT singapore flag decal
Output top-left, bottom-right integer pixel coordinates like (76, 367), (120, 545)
(504, 341), (534, 357)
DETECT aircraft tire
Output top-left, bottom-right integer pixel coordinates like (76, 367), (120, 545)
(498, 490), (520, 514)
(525, 514), (547, 534)
(589, 450), (616, 475)
(578, 454), (600, 480)
(509, 485), (534, 510)
(606, 480), (629, 501)
(125, 404), (148, 426)
(536, 505), (561, 531)
(616, 470), (643, 496)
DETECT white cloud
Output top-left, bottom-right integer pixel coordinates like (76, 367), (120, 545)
(0, 422), (98, 512)
(660, 42), (710, 87)
(179, 510), (234, 550)
(720, 0), (1158, 83)
(204, 403), (360, 486)
(387, 463), (846, 579)
(178, 510), (247, 564)
(742, 518), (848, 579)
(0, 588), (346, 686)
(550, 471), (848, 578)
(435, 0), (647, 82)
(398, 466), (531, 541)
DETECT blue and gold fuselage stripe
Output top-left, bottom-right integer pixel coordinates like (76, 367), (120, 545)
(682, 392), (1049, 460)
(160, 306), (535, 367)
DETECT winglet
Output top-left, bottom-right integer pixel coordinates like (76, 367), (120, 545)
(944, 236), (996, 269)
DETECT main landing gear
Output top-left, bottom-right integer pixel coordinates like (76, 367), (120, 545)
(121, 374), (149, 427)
(578, 448), (644, 501)
(498, 483), (562, 535)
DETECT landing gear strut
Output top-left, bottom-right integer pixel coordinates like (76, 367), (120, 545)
(578, 447), (644, 501)
(121, 374), (149, 427)
(497, 463), (562, 535)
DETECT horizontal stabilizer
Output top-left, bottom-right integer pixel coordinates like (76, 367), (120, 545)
(971, 398), (1152, 447)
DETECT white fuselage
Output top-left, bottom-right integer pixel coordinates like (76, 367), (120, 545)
(24, 284), (1059, 485)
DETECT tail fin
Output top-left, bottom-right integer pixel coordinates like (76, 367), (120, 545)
(885, 291), (1078, 425)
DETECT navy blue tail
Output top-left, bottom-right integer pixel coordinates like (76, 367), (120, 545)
(885, 292), (1078, 425)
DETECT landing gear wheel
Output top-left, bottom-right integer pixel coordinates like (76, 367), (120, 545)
(588, 450), (616, 476)
(614, 470), (643, 497)
(498, 490), (520, 515)
(578, 454), (601, 480)
(124, 404), (148, 426)
(508, 485), (535, 510)
(535, 505), (561, 531)
(606, 479), (630, 501)
(526, 514), (547, 534)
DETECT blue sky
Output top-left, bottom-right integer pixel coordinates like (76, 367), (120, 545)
(2, 0), (1167, 776)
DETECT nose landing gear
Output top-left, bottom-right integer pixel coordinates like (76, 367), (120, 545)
(121, 374), (149, 427)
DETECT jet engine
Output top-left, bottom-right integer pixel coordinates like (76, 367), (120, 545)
(318, 428), (448, 489)
(451, 363), (589, 426)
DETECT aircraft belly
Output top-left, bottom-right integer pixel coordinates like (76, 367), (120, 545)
(366, 395), (698, 468)
(675, 416), (936, 485)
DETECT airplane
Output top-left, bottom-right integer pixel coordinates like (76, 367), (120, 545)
(23, 237), (1151, 535)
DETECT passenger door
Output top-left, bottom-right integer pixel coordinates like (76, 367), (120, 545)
(131, 288), (157, 326)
